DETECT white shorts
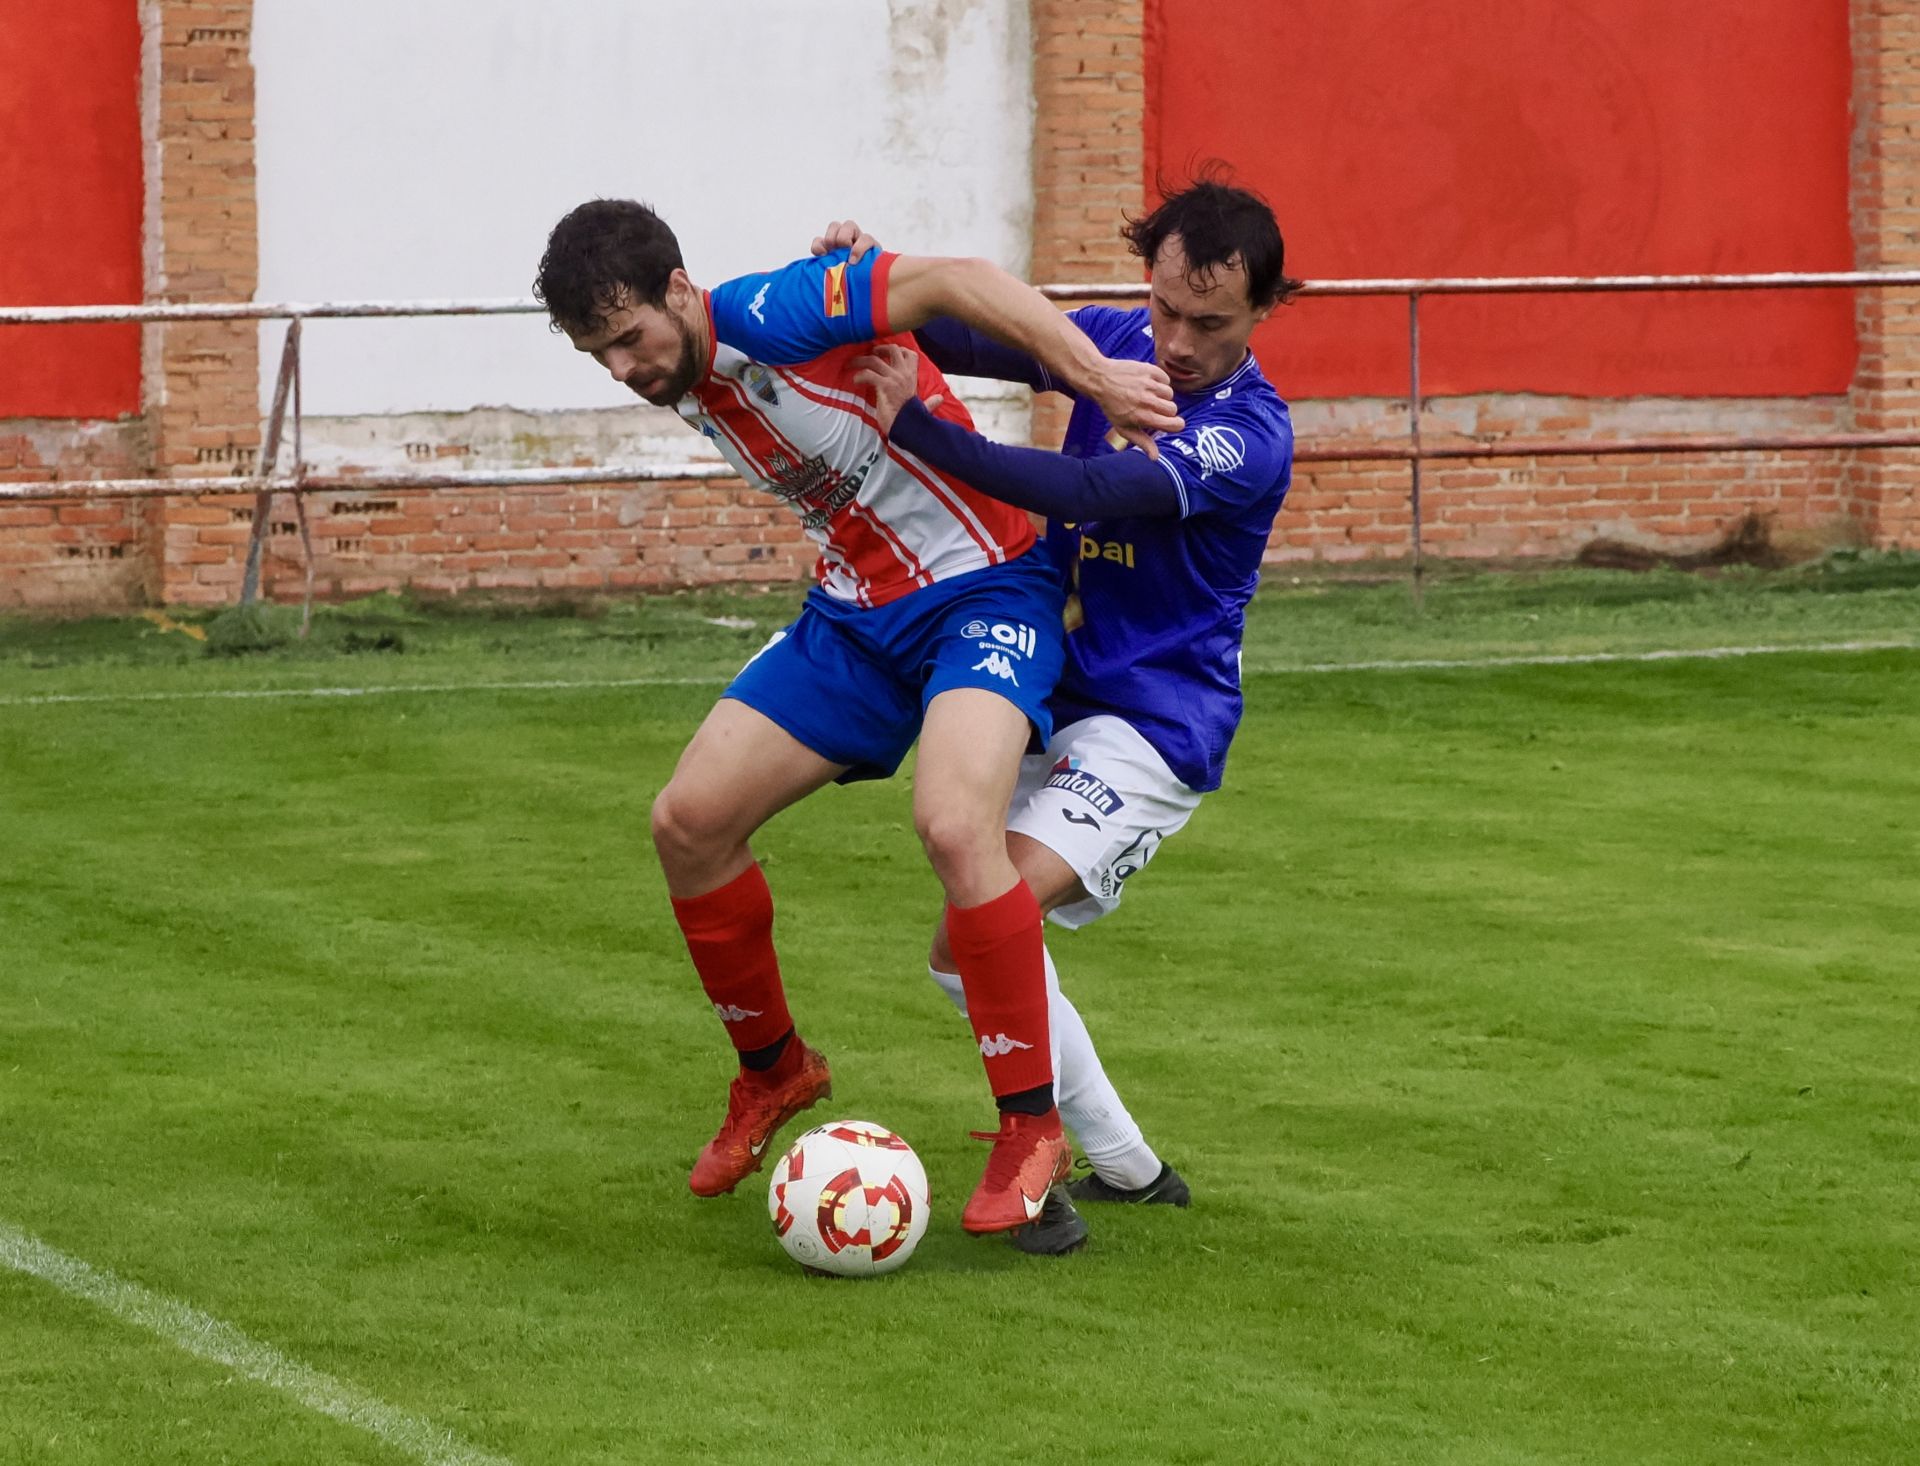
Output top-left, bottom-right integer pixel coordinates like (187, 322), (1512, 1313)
(1006, 715), (1203, 930)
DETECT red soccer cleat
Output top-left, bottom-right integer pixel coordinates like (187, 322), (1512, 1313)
(961, 1108), (1071, 1234)
(688, 1042), (832, 1198)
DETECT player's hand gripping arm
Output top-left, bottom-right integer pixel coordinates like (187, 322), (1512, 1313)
(852, 344), (1182, 520)
(811, 219), (1181, 452)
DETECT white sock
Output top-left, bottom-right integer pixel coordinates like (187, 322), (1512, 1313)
(929, 951), (1163, 1190)
(1043, 947), (1164, 1190)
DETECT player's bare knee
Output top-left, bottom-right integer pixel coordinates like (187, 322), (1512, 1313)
(915, 806), (1007, 900)
(650, 782), (728, 874)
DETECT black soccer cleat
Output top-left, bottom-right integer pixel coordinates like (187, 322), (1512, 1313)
(1006, 1186), (1090, 1256)
(1067, 1160), (1191, 1208)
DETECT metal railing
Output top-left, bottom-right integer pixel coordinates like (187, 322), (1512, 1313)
(5, 269), (1920, 599)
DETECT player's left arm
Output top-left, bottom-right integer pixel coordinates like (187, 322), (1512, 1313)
(857, 342), (1289, 521)
(885, 396), (1180, 519)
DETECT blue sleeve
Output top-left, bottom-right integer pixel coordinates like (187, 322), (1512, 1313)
(1148, 407), (1294, 517)
(888, 398), (1182, 519)
(1062, 305), (1148, 357)
(912, 317), (1057, 392)
(708, 248), (893, 364)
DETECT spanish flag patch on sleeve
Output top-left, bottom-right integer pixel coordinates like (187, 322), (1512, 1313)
(823, 262), (849, 318)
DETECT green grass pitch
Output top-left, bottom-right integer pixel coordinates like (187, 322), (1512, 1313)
(2, 562), (1917, 1463)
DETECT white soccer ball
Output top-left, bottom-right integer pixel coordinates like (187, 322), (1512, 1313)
(767, 1119), (930, 1277)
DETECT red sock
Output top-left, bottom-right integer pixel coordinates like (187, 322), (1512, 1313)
(669, 863), (794, 1056)
(947, 881), (1052, 1098)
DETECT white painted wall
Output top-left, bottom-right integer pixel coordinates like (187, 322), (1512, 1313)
(253, 0), (1033, 420)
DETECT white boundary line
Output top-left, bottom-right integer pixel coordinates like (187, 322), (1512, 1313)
(0, 1221), (515, 1466)
(0, 675), (722, 708)
(0, 639), (1913, 710)
(1279, 637), (1918, 674)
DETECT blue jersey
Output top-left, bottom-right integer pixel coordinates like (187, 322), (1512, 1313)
(1047, 306), (1293, 791)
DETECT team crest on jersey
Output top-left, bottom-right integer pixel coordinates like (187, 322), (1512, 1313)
(823, 262), (850, 318)
(1191, 425), (1247, 477)
(1046, 757), (1125, 816)
(743, 363), (780, 406)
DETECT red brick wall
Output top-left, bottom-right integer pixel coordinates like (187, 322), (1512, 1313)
(0, 424), (149, 610)
(1847, 0), (1920, 550)
(141, 3), (263, 606)
(3, 0), (1914, 616)
(1028, 0), (1145, 449)
(1280, 397), (1852, 565)
(235, 480), (814, 602)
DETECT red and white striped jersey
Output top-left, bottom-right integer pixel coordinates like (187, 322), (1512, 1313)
(679, 250), (1035, 608)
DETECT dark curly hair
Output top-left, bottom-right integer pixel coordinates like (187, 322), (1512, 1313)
(1122, 169), (1301, 308)
(533, 199), (685, 337)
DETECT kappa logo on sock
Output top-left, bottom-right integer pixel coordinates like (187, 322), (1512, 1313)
(978, 1032), (1035, 1057)
(713, 1002), (765, 1023)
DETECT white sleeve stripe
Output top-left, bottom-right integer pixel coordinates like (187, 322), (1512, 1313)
(1151, 449), (1190, 516)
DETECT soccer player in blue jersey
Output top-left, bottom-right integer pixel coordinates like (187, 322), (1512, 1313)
(535, 200), (1181, 1243)
(821, 179), (1299, 1242)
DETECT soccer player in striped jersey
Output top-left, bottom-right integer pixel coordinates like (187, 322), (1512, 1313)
(534, 200), (1181, 1241)
(822, 179), (1298, 1243)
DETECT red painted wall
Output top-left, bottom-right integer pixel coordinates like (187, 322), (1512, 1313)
(1147, 0), (1856, 399)
(0, 0), (143, 418)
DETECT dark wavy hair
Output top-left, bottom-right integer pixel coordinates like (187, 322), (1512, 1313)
(1122, 169), (1301, 307)
(534, 199), (684, 337)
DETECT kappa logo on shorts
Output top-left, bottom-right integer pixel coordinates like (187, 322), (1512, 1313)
(972, 651), (1020, 684)
(1045, 757), (1125, 817)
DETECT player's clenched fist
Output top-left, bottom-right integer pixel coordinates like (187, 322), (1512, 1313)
(811, 220), (881, 263)
(1087, 357), (1183, 454)
(851, 343), (935, 435)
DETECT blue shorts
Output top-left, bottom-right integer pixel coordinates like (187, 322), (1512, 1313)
(724, 551), (1068, 783)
